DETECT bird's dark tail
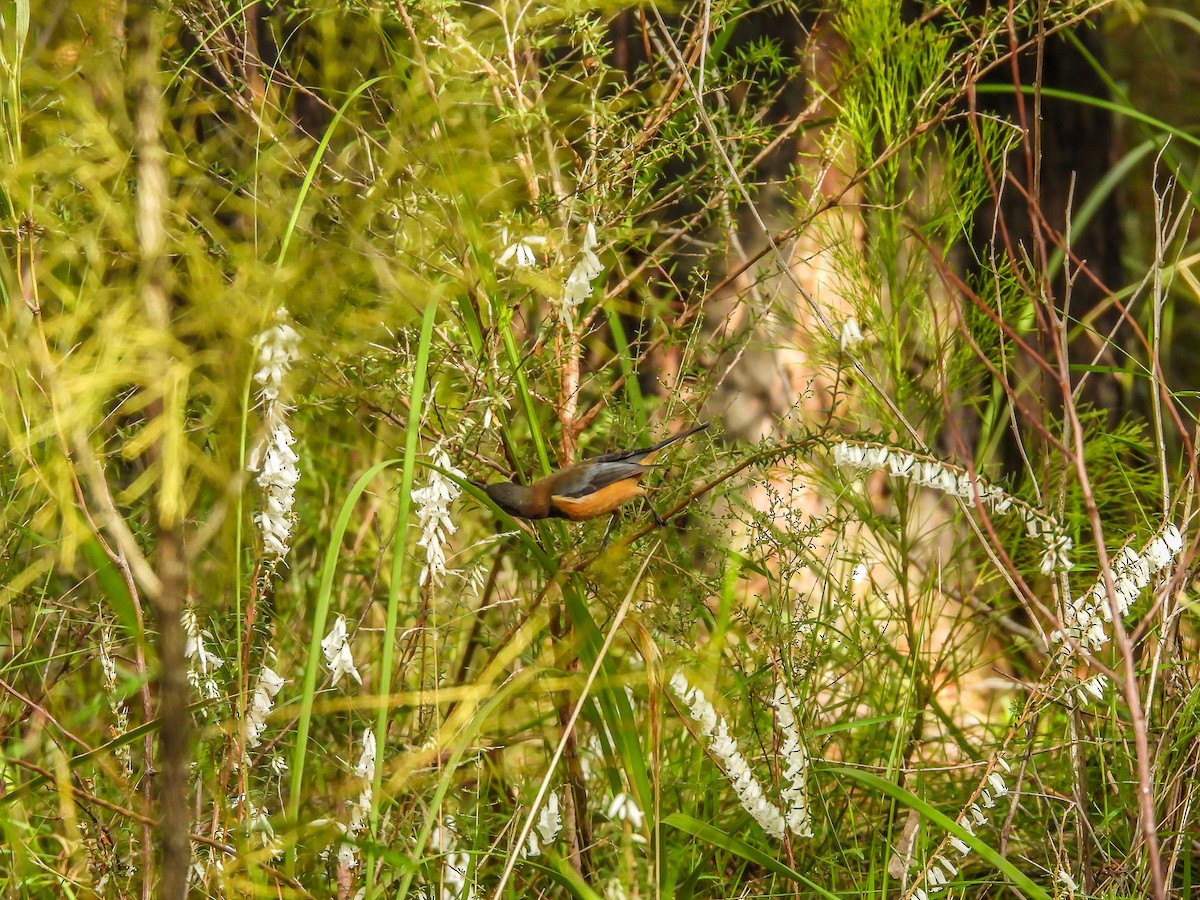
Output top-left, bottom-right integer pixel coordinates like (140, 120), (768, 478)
(636, 421), (711, 463)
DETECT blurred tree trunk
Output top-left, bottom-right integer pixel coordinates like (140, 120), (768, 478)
(970, 23), (1125, 436)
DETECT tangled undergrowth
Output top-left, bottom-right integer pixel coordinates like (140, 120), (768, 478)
(2, 2), (1199, 899)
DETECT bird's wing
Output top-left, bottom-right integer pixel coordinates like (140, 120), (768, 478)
(548, 461), (648, 499)
(582, 447), (646, 465)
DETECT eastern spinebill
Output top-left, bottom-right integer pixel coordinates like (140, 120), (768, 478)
(479, 422), (709, 525)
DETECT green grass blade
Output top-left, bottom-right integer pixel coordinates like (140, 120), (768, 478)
(276, 75), (388, 269)
(829, 765), (1051, 899)
(366, 299), (438, 888)
(285, 456), (401, 847)
(662, 812), (838, 897)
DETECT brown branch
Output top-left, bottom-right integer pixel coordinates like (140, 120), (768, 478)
(129, 6), (191, 899)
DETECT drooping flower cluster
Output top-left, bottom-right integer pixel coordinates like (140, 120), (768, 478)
(912, 756), (1012, 899)
(606, 792), (644, 829)
(523, 791), (563, 858)
(772, 686), (814, 838)
(1072, 673), (1108, 707)
(247, 310), (302, 562)
(840, 316), (864, 350)
(497, 229), (546, 268)
(183, 605), (224, 705)
(321, 615), (362, 687)
(431, 817), (476, 900)
(98, 625), (132, 775)
(244, 664), (285, 751)
(671, 672), (790, 840)
(1050, 524), (1183, 656)
(831, 441), (1073, 574)
(338, 728), (376, 871)
(242, 796), (282, 858)
(907, 523), (1185, 896)
(412, 444), (465, 587)
(559, 221), (602, 324)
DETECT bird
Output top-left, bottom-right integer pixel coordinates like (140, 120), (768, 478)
(479, 422), (710, 529)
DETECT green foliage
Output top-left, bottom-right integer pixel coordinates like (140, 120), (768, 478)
(1, 2), (1197, 899)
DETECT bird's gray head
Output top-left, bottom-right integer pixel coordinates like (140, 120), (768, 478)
(483, 481), (527, 517)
